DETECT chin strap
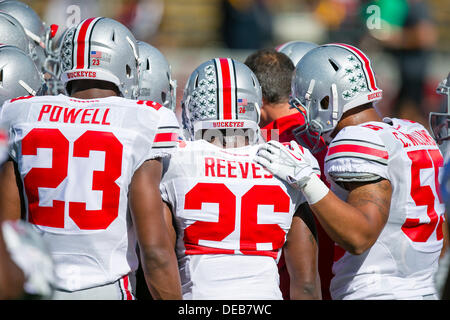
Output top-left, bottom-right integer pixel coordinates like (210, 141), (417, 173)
(331, 83), (339, 127)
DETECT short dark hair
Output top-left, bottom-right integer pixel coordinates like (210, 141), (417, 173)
(244, 48), (295, 104)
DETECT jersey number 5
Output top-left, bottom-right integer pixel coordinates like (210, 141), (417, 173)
(22, 128), (123, 230)
(402, 149), (444, 242)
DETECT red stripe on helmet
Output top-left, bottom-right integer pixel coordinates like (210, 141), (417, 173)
(75, 17), (96, 69)
(275, 41), (290, 52)
(219, 58), (233, 120)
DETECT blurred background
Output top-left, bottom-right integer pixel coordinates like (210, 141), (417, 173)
(25, 0), (450, 129)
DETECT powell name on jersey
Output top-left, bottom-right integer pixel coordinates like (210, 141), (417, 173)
(0, 94), (166, 292)
(325, 117), (445, 300)
(160, 139), (319, 299)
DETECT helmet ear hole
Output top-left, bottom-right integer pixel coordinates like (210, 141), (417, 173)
(328, 59), (339, 72)
(194, 74), (199, 88)
(126, 64), (132, 78)
(320, 96), (329, 110)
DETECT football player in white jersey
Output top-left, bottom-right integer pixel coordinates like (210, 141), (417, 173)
(0, 17), (181, 300)
(160, 57), (321, 300)
(256, 43), (445, 300)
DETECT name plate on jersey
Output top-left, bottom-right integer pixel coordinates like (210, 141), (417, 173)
(30, 103), (124, 127)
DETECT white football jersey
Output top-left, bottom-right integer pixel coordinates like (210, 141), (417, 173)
(325, 118), (445, 300)
(0, 94), (165, 292)
(160, 139), (319, 299)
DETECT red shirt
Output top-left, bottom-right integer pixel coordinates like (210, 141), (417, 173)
(262, 113), (333, 300)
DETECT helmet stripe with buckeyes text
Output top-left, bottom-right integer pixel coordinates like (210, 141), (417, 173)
(330, 43), (379, 92)
(73, 17), (102, 70)
(215, 58), (237, 120)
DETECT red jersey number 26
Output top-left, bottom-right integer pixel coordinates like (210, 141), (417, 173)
(183, 183), (290, 257)
(22, 128), (123, 230)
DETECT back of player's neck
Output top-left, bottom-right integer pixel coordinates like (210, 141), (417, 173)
(70, 88), (119, 100)
(341, 106), (381, 128)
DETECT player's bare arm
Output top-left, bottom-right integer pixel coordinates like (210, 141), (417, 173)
(310, 179), (391, 255)
(162, 201), (177, 248)
(0, 226), (25, 299)
(0, 160), (22, 221)
(284, 203), (321, 299)
(129, 159), (182, 300)
(0, 160), (26, 299)
(441, 213), (449, 259)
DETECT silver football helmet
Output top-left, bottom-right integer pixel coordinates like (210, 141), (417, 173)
(60, 17), (140, 99)
(0, 11), (31, 54)
(276, 40), (319, 67)
(291, 43), (383, 149)
(0, 45), (46, 105)
(181, 58), (262, 144)
(429, 73), (450, 155)
(0, 1), (47, 71)
(137, 41), (177, 110)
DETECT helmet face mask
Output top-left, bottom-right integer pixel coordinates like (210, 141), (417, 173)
(429, 113), (449, 144)
(291, 43), (382, 146)
(60, 17), (139, 99)
(429, 73), (450, 156)
(181, 58), (262, 146)
(289, 96), (328, 153)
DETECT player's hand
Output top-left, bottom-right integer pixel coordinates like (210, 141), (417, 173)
(2, 220), (55, 299)
(255, 140), (316, 190)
